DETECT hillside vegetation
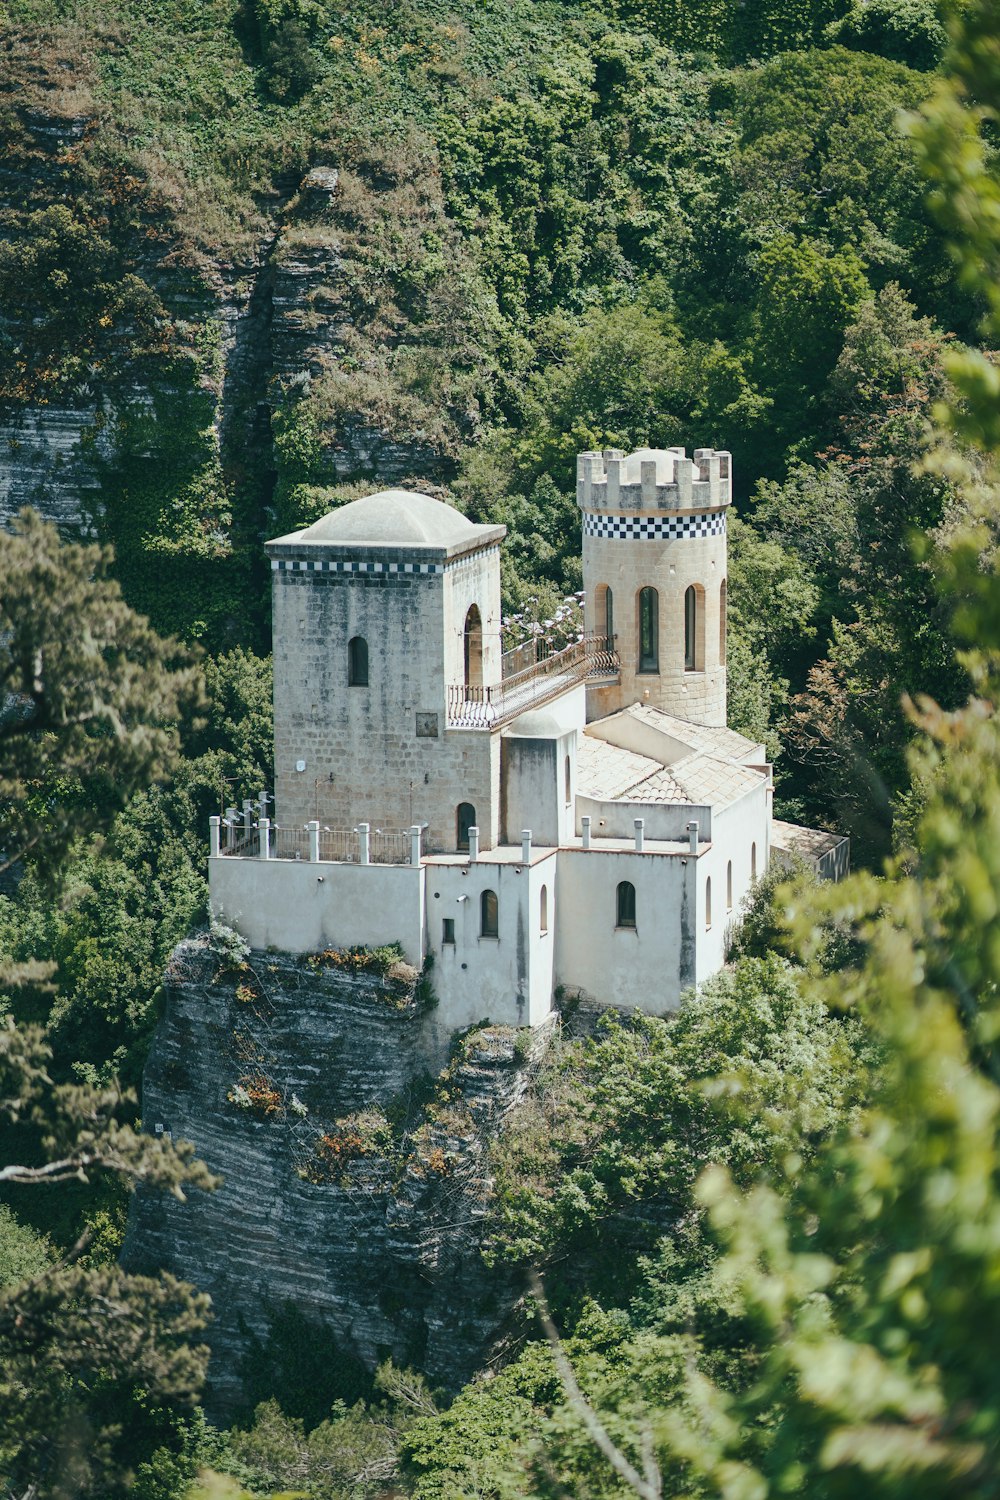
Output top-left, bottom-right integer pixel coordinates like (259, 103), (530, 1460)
(3, 0), (1000, 1494)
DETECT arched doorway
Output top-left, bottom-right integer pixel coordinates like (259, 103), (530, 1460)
(464, 605), (483, 689)
(456, 802), (476, 852)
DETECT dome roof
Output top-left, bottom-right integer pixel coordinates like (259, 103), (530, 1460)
(619, 447), (686, 483)
(296, 489), (479, 549)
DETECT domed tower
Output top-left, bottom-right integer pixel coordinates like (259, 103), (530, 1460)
(266, 488), (506, 852)
(579, 446), (732, 728)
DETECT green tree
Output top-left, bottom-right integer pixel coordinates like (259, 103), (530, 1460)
(0, 511), (202, 875)
(0, 513), (219, 1497)
(750, 234), (872, 456)
(826, 0), (949, 71)
(466, 8), (1000, 1495)
(0, 1022), (215, 1500)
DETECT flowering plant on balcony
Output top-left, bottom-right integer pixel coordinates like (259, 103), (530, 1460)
(501, 591), (584, 655)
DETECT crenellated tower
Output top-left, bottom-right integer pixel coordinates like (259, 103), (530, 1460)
(579, 446), (732, 727)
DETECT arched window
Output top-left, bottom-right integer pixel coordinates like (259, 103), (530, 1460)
(616, 880), (636, 929)
(727, 860), (733, 911)
(684, 587), (697, 671)
(348, 635), (368, 687)
(456, 802), (476, 852)
(638, 587), (659, 672)
(540, 884), (549, 934)
(464, 605), (483, 689)
(480, 888), (499, 938)
(564, 754), (572, 805)
(595, 583), (614, 647)
(751, 842), (757, 882)
(706, 876), (712, 929)
(719, 578), (728, 664)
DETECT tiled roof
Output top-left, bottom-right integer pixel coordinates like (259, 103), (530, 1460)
(576, 736), (662, 800)
(617, 767), (690, 804)
(622, 704), (764, 763)
(577, 735), (765, 811)
(771, 819), (846, 857)
(668, 753), (765, 807)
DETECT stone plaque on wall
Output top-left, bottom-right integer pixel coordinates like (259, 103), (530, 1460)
(415, 712), (439, 738)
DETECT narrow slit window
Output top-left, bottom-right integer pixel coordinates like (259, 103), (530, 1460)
(751, 842), (757, 882)
(596, 583), (614, 648)
(726, 860), (733, 911)
(706, 876), (712, 929)
(480, 888), (499, 938)
(442, 918), (456, 946)
(719, 578), (727, 664)
(540, 884), (549, 934)
(616, 880), (636, 929)
(638, 588), (659, 672)
(564, 754), (572, 805)
(684, 587), (697, 671)
(348, 635), (368, 687)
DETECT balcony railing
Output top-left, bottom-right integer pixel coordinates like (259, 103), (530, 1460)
(448, 633), (619, 728)
(218, 821), (414, 865)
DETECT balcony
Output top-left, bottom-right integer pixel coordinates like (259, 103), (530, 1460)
(447, 633), (619, 729)
(216, 820), (414, 865)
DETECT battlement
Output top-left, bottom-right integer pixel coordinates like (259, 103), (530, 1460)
(577, 446), (732, 514)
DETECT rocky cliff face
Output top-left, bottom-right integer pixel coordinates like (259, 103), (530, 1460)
(123, 936), (551, 1419)
(0, 52), (459, 642)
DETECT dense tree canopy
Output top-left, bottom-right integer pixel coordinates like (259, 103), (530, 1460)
(2, 0), (1000, 1493)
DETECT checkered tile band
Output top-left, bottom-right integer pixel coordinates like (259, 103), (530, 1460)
(583, 511), (726, 541)
(270, 545), (498, 578)
(272, 558), (441, 575)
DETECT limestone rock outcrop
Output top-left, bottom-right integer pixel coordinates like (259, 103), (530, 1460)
(123, 936), (549, 1418)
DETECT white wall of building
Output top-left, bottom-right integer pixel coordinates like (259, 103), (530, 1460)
(576, 794), (713, 843)
(424, 852), (558, 1030)
(209, 856), (426, 963)
(690, 783), (770, 984)
(501, 730), (580, 846)
(554, 847), (697, 1015)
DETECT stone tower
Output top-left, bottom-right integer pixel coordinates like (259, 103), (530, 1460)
(266, 489), (506, 852)
(578, 446), (732, 727)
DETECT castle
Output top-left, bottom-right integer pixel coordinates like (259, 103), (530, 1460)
(209, 445), (846, 1030)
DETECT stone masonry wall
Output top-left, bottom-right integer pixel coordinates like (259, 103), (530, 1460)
(122, 935), (552, 1419)
(271, 564), (500, 851)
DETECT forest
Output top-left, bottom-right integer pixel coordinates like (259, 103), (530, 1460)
(3, 0), (1000, 1493)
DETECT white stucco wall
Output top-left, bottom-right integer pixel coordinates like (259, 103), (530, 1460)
(424, 851), (558, 1030)
(553, 847), (697, 1014)
(690, 782), (770, 983)
(209, 856), (426, 963)
(576, 794), (712, 843)
(502, 729), (579, 846)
